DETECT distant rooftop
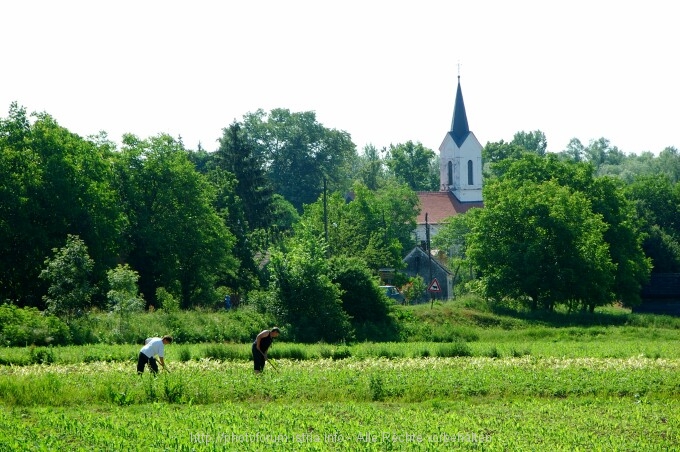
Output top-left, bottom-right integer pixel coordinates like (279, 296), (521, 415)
(415, 191), (483, 224)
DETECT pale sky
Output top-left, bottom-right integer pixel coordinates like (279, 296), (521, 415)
(1, 1), (677, 156)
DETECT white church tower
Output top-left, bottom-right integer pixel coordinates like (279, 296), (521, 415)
(439, 76), (483, 202)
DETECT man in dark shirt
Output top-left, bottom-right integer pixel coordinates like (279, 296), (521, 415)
(252, 327), (280, 373)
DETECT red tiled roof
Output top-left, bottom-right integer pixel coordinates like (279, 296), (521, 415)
(416, 191), (483, 224)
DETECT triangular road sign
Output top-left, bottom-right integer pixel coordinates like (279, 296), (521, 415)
(428, 278), (441, 292)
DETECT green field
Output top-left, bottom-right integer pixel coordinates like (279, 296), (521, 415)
(1, 350), (680, 450)
(2, 304), (680, 450)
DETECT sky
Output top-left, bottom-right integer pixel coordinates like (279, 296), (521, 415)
(1, 1), (678, 156)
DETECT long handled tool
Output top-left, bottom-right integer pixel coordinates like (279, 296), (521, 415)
(259, 349), (279, 373)
(267, 357), (280, 372)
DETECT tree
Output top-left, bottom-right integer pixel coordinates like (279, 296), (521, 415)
(431, 208), (483, 294)
(467, 153), (650, 311)
(328, 255), (391, 326)
(297, 181), (417, 271)
(559, 138), (585, 162)
(0, 104), (125, 307)
(626, 174), (680, 272)
(241, 108), (357, 212)
(269, 230), (353, 343)
(494, 153), (650, 308)
(115, 134), (237, 308)
(468, 179), (615, 312)
(384, 141), (438, 191)
(107, 264), (144, 341)
(481, 140), (526, 180)
(511, 130), (547, 156)
(355, 144), (386, 190)
(39, 235), (95, 321)
(215, 121), (274, 231)
(583, 138), (625, 172)
(204, 121), (279, 294)
(657, 146), (680, 184)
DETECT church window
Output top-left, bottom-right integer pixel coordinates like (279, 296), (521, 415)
(447, 161), (453, 186)
(467, 160), (474, 185)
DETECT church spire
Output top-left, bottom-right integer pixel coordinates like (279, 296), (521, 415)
(449, 75), (470, 147)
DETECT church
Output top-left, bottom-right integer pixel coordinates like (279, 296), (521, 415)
(403, 76), (484, 300)
(414, 76), (484, 246)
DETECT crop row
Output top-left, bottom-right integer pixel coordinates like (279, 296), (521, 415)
(2, 334), (680, 366)
(1, 356), (679, 407)
(2, 397), (678, 451)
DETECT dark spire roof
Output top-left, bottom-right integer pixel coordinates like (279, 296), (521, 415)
(449, 76), (470, 147)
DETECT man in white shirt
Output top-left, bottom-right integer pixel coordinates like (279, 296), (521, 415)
(137, 335), (173, 374)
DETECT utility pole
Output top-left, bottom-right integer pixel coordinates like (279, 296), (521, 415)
(323, 177), (328, 256)
(426, 213), (434, 309)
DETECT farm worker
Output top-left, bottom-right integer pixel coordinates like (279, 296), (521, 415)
(137, 335), (173, 374)
(252, 327), (280, 374)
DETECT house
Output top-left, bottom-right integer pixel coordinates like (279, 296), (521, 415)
(633, 273), (680, 315)
(402, 245), (453, 301)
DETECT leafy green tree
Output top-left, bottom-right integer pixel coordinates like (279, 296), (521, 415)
(401, 276), (428, 305)
(115, 134), (237, 308)
(468, 153), (649, 311)
(482, 140), (526, 180)
(431, 208), (483, 294)
(642, 226), (680, 273)
(384, 141), (438, 191)
(328, 256), (392, 330)
(626, 174), (680, 272)
(204, 121), (278, 293)
(298, 181), (417, 270)
(215, 121), (274, 231)
(582, 138), (625, 173)
(107, 264), (144, 341)
(355, 144), (386, 190)
(39, 235), (95, 320)
(657, 146), (680, 183)
(559, 138), (585, 162)
(241, 108), (357, 212)
(373, 180), (420, 255)
(0, 104), (125, 307)
(432, 210), (476, 259)
(494, 154), (650, 308)
(468, 179), (615, 312)
(0, 103), (41, 305)
(269, 230), (353, 343)
(511, 130), (547, 156)
(588, 175), (651, 307)
(207, 167), (260, 294)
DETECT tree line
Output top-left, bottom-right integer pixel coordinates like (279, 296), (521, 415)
(1, 104), (679, 342)
(434, 130), (680, 313)
(0, 103), (432, 342)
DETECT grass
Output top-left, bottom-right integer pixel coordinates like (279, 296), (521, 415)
(2, 356), (680, 406)
(1, 357), (679, 449)
(3, 320), (680, 366)
(3, 398), (678, 451)
(3, 299), (680, 450)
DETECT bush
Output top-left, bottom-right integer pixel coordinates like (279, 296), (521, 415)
(269, 240), (354, 343)
(0, 303), (70, 346)
(328, 256), (391, 324)
(29, 346), (55, 364)
(436, 342), (472, 357)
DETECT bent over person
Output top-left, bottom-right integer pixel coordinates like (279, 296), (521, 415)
(137, 335), (173, 374)
(252, 327), (280, 373)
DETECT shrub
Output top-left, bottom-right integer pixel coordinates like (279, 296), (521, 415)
(29, 346), (55, 364)
(0, 303), (70, 346)
(436, 342), (472, 357)
(39, 235), (95, 321)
